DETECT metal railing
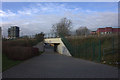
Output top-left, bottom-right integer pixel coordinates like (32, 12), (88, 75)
(44, 33), (60, 39)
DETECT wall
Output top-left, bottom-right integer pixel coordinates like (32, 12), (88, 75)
(33, 42), (44, 52)
(57, 39), (71, 56)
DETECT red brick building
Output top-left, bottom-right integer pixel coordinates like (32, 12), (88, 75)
(96, 27), (120, 35)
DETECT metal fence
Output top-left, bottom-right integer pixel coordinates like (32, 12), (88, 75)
(44, 33), (59, 38)
(60, 34), (118, 62)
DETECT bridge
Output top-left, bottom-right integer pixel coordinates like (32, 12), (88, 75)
(44, 33), (71, 56)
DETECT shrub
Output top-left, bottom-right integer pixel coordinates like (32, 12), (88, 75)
(3, 45), (39, 60)
(2, 39), (39, 47)
(2, 38), (41, 60)
(32, 48), (39, 56)
(5, 46), (33, 60)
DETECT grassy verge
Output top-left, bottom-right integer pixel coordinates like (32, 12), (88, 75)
(2, 37), (44, 72)
(2, 54), (22, 72)
(2, 51), (44, 72)
(102, 53), (119, 67)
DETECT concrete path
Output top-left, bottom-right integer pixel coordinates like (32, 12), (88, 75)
(3, 48), (118, 78)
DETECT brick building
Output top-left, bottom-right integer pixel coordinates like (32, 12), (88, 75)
(93, 27), (120, 35)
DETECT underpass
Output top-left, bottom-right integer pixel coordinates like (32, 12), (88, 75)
(44, 38), (71, 56)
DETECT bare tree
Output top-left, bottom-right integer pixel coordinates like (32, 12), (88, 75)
(51, 17), (72, 36)
(76, 26), (90, 36)
(35, 32), (44, 42)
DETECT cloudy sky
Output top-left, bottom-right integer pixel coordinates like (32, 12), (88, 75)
(0, 2), (118, 37)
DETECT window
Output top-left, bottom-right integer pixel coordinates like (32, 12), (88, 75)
(101, 32), (103, 34)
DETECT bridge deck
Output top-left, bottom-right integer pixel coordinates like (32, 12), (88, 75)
(44, 38), (61, 43)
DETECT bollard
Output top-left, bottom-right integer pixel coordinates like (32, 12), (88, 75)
(112, 37), (114, 54)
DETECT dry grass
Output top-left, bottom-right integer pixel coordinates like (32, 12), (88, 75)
(63, 34), (119, 66)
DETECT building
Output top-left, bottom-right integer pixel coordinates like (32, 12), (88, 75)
(8, 26), (20, 39)
(91, 31), (97, 35)
(96, 27), (120, 35)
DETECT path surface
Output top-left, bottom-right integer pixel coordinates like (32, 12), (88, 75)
(3, 48), (118, 78)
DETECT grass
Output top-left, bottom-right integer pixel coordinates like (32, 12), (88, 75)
(2, 54), (22, 72)
(2, 38), (44, 72)
(62, 34), (119, 67)
(102, 53), (119, 67)
(2, 51), (43, 72)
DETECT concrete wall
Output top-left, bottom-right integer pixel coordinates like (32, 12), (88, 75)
(57, 39), (71, 56)
(44, 38), (71, 56)
(33, 42), (44, 52)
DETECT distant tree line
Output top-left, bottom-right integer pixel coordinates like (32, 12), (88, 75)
(76, 26), (90, 36)
(35, 32), (44, 42)
(19, 32), (44, 42)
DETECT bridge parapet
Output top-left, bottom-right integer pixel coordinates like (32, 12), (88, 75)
(44, 38), (61, 44)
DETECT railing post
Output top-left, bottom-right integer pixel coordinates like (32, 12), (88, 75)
(85, 43), (87, 59)
(98, 40), (101, 62)
(92, 42), (95, 61)
(112, 36), (114, 54)
(78, 45), (81, 57)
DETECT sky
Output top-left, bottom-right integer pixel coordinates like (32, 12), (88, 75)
(0, 2), (118, 37)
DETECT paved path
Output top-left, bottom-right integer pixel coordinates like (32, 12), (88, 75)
(3, 48), (118, 78)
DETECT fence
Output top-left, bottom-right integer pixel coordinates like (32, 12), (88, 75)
(44, 33), (59, 38)
(60, 34), (118, 63)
